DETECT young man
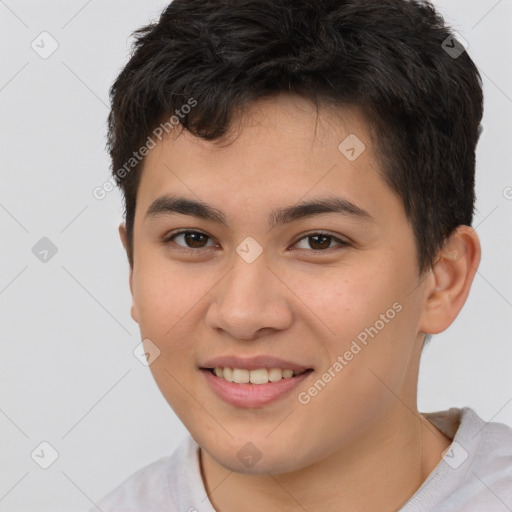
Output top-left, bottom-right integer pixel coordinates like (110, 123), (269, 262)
(92, 0), (512, 510)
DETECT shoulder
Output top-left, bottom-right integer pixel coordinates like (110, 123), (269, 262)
(460, 407), (512, 485)
(402, 407), (512, 511)
(89, 435), (199, 512)
(91, 455), (173, 512)
(447, 406), (512, 469)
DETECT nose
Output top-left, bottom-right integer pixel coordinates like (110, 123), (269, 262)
(204, 250), (293, 341)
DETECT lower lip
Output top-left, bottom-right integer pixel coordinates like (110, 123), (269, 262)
(201, 369), (313, 408)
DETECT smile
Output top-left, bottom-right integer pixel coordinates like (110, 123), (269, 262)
(201, 367), (314, 408)
(207, 367), (309, 384)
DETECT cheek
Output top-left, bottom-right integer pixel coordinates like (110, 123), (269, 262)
(132, 263), (200, 405)
(131, 259), (220, 379)
(288, 262), (416, 379)
(282, 263), (392, 340)
(132, 257), (201, 338)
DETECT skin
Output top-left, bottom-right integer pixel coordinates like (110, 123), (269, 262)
(119, 93), (481, 511)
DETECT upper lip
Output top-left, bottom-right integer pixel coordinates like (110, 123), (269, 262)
(200, 355), (313, 372)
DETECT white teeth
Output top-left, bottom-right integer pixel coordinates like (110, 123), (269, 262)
(233, 368), (250, 383)
(268, 368), (283, 382)
(249, 368), (268, 384)
(212, 367), (306, 385)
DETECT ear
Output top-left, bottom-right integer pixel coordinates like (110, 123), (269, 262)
(419, 225), (481, 334)
(118, 223), (139, 324)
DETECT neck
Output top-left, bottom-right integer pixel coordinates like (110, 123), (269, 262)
(200, 405), (451, 512)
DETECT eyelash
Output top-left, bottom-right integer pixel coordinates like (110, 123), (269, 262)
(162, 230), (349, 255)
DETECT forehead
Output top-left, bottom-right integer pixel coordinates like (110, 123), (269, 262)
(135, 94), (402, 229)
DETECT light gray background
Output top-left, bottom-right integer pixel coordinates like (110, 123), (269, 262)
(0, 1), (511, 510)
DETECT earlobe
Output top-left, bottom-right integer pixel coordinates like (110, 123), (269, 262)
(118, 223), (139, 324)
(419, 226), (481, 335)
(118, 222), (130, 255)
(130, 304), (139, 324)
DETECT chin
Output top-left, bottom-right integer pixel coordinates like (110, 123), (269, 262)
(200, 433), (317, 476)
(211, 449), (302, 475)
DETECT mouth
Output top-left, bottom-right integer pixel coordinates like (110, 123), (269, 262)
(201, 366), (314, 385)
(200, 366), (315, 408)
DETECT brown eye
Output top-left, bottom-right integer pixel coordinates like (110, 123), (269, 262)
(293, 232), (348, 252)
(166, 230), (215, 250)
(306, 234), (331, 250)
(164, 230), (348, 254)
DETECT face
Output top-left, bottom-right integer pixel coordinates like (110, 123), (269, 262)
(126, 94), (430, 475)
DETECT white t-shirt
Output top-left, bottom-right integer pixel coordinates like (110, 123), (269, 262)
(89, 408), (512, 511)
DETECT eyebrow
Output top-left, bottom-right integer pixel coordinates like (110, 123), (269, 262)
(144, 194), (374, 229)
